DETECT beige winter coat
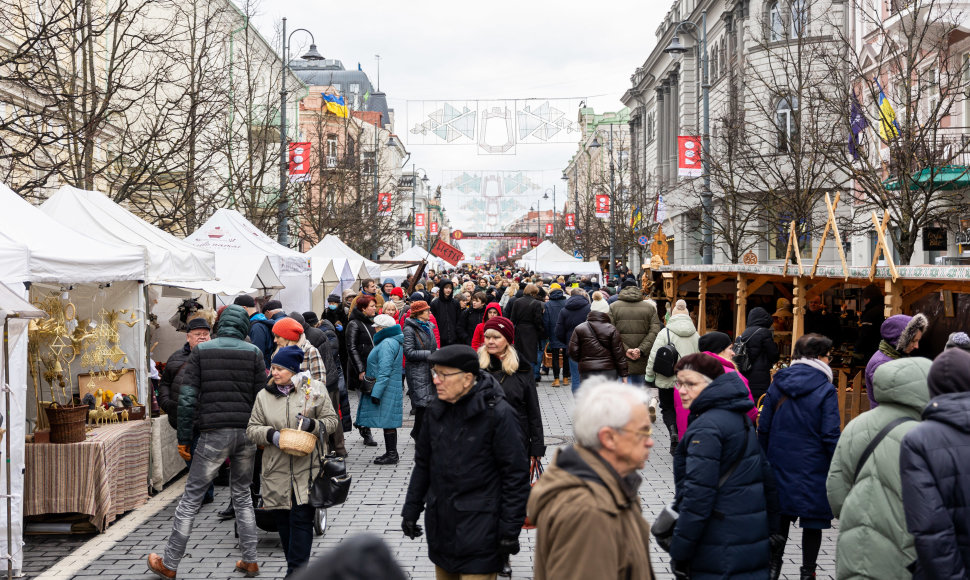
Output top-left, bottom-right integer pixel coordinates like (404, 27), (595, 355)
(246, 372), (339, 510)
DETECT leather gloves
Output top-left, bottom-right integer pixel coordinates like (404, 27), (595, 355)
(271, 431), (281, 447)
(672, 560), (690, 580)
(371, 396), (381, 406)
(177, 444), (192, 461)
(401, 519), (423, 539)
(654, 534), (672, 553)
(498, 537), (520, 556)
(295, 413), (316, 432)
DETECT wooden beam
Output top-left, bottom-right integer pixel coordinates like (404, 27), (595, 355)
(791, 277), (806, 356)
(698, 274), (708, 334)
(677, 274), (696, 288)
(884, 279), (903, 317)
(782, 220), (805, 277)
(869, 210), (899, 282)
(902, 282), (943, 311)
(811, 192), (849, 279)
(746, 275), (774, 295)
(772, 282), (794, 301)
(736, 274), (748, 337)
(805, 278), (841, 300)
(706, 275), (732, 288)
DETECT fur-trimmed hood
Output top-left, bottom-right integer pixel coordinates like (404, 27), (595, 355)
(882, 313), (928, 351)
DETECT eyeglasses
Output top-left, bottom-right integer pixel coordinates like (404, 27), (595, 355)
(431, 369), (466, 380)
(617, 427), (654, 440)
(675, 381), (705, 391)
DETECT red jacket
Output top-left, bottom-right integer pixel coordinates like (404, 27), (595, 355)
(471, 302), (503, 351)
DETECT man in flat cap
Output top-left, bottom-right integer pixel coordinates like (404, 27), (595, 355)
(401, 345), (529, 580)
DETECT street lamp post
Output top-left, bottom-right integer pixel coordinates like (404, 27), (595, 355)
(589, 126), (617, 280)
(278, 17), (323, 246)
(665, 10), (712, 265)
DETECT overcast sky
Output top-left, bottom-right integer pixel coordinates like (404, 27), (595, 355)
(252, 0), (666, 247)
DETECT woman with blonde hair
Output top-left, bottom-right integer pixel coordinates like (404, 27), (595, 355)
(478, 316), (546, 461)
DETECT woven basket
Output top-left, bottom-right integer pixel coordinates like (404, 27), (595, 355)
(44, 404), (90, 444)
(278, 428), (318, 457)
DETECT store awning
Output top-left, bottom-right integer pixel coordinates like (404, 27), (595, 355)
(884, 165), (970, 191)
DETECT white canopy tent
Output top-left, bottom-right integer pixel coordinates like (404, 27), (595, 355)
(392, 246), (446, 271)
(185, 209), (310, 311)
(306, 235), (381, 311)
(516, 240), (601, 276)
(41, 186), (218, 285)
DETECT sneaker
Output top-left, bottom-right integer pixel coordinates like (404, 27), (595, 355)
(235, 560), (259, 577)
(551, 379), (561, 387)
(147, 554), (175, 579)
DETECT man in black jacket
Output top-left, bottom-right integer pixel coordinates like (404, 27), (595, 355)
(289, 312), (347, 456)
(401, 345), (529, 578)
(156, 317), (214, 503)
(148, 305), (264, 579)
(430, 280), (461, 347)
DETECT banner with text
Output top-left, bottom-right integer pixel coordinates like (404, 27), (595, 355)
(678, 136), (702, 177)
(288, 142), (311, 182)
(377, 192), (392, 216)
(415, 213), (425, 228)
(595, 194), (610, 219)
(431, 239), (465, 266)
(565, 213), (576, 230)
(430, 222), (439, 235)
(544, 223), (553, 236)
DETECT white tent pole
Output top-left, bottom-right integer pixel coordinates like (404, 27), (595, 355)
(3, 316), (12, 580)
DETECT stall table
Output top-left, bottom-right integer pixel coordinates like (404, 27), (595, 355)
(150, 416), (185, 491)
(25, 419), (150, 531)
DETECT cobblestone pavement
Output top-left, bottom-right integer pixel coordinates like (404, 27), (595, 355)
(24, 378), (837, 579)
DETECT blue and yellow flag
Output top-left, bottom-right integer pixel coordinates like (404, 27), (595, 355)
(630, 206), (643, 230)
(323, 93), (349, 118)
(875, 80), (899, 141)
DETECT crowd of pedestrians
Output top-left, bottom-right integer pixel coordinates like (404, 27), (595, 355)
(144, 267), (970, 580)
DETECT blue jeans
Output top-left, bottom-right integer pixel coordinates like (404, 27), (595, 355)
(273, 503), (315, 577)
(626, 374), (646, 386)
(186, 435), (214, 503)
(569, 359), (581, 393)
(163, 429), (258, 570)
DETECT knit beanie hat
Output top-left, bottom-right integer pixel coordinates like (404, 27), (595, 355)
(271, 345), (304, 374)
(945, 331), (970, 353)
(302, 311), (319, 327)
(272, 317), (304, 341)
(409, 300), (430, 316)
(672, 299), (689, 315)
(483, 316), (515, 345)
(263, 300), (283, 313)
(674, 352), (726, 381)
(233, 294), (256, 308)
(390, 287), (405, 299)
(590, 299), (611, 314)
(699, 331), (733, 355)
(927, 347), (970, 397)
(327, 294), (341, 304)
(373, 314), (397, 329)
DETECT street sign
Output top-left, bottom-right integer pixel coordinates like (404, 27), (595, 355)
(451, 230), (463, 240)
(638, 235), (649, 246)
(573, 250), (583, 259)
(430, 238), (464, 266)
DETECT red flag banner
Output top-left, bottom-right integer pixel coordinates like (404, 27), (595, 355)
(431, 239), (464, 266)
(507, 250), (513, 258)
(544, 223), (553, 237)
(377, 192), (392, 216)
(565, 213), (576, 230)
(415, 213), (425, 228)
(288, 142), (311, 182)
(430, 222), (439, 235)
(595, 194), (610, 219)
(515, 239), (523, 250)
(678, 135), (702, 177)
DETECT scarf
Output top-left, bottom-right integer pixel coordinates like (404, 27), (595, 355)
(277, 382), (295, 396)
(250, 313), (267, 322)
(878, 339), (902, 361)
(417, 319), (434, 339)
(791, 357), (833, 383)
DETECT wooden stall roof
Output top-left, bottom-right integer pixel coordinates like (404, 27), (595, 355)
(658, 263), (970, 283)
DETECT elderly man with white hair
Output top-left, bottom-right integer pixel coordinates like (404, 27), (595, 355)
(527, 378), (655, 579)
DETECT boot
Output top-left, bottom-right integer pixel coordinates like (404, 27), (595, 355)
(551, 378), (561, 387)
(769, 554), (783, 580)
(799, 565), (816, 579)
(374, 429), (399, 465)
(667, 423), (679, 455)
(218, 503), (235, 520)
(359, 427), (377, 447)
(498, 554), (512, 577)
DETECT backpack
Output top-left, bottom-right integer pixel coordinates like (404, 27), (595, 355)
(653, 329), (680, 378)
(733, 328), (762, 373)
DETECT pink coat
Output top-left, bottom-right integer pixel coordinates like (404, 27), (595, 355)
(674, 351), (759, 436)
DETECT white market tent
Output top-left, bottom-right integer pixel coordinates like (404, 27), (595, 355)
(516, 240), (601, 276)
(306, 235), (381, 279)
(185, 209), (310, 311)
(41, 186), (218, 286)
(305, 235), (382, 311)
(393, 245), (447, 271)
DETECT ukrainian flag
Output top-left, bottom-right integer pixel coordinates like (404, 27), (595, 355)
(875, 80), (900, 141)
(323, 93), (349, 118)
(630, 206), (642, 230)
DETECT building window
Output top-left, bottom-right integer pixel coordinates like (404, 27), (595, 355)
(362, 151), (375, 175)
(776, 96), (799, 152)
(768, 1), (783, 41)
(720, 37), (727, 76)
(647, 112), (655, 144)
(791, 0), (807, 38)
(710, 47), (718, 81)
(326, 134), (338, 167)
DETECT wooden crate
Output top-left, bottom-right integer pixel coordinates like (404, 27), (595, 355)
(837, 369), (870, 430)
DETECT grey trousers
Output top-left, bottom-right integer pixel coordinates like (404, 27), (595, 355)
(163, 428), (258, 570)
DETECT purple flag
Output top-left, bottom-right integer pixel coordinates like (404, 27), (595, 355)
(849, 92), (868, 160)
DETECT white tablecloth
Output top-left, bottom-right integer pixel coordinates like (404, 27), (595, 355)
(150, 416), (185, 491)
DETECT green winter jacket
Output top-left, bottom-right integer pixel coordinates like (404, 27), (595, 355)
(246, 372), (339, 510)
(826, 357), (931, 580)
(609, 286), (661, 375)
(645, 314), (699, 389)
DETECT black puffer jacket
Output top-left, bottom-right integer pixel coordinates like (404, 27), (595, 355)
(457, 305), (485, 345)
(403, 317), (437, 408)
(485, 354), (546, 457)
(671, 372), (780, 579)
(737, 307), (779, 401)
(507, 294), (545, 365)
(567, 311), (628, 376)
(430, 280), (461, 346)
(345, 308), (375, 391)
(901, 392), (970, 580)
(177, 305), (265, 445)
(290, 311), (327, 353)
(555, 294), (590, 346)
(158, 342), (191, 430)
(402, 372), (529, 574)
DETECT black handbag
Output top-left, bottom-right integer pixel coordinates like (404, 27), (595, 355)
(309, 453), (352, 509)
(359, 376), (377, 395)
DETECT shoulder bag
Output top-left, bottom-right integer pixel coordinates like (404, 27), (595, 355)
(852, 416), (915, 484)
(309, 451), (352, 509)
(359, 329), (377, 395)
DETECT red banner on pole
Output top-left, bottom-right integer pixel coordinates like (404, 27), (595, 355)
(507, 250), (513, 258)
(565, 213), (576, 230)
(678, 135), (702, 177)
(377, 192), (392, 216)
(431, 239), (464, 266)
(288, 142), (311, 182)
(595, 194), (610, 219)
(515, 239), (522, 250)
(430, 222), (439, 235)
(415, 213), (425, 228)
(544, 223), (554, 237)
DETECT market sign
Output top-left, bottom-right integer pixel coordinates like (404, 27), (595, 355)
(288, 142), (311, 182)
(415, 213), (425, 228)
(595, 194), (610, 219)
(923, 227), (948, 251)
(377, 192), (392, 216)
(565, 213), (576, 230)
(431, 238), (464, 266)
(544, 223), (553, 237)
(451, 230), (463, 240)
(430, 222), (439, 235)
(678, 135), (702, 177)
